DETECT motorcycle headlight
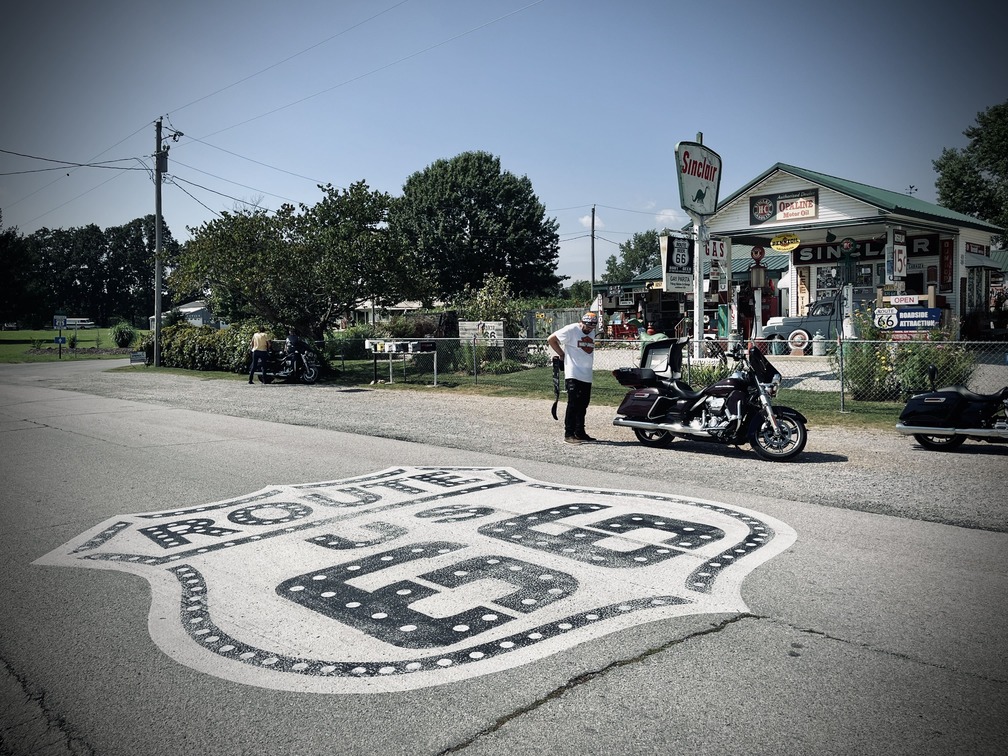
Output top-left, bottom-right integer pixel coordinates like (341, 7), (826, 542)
(761, 375), (781, 397)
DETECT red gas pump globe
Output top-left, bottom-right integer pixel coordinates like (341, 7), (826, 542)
(751, 245), (765, 262)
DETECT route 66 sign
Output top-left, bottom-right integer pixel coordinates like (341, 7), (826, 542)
(35, 467), (795, 694)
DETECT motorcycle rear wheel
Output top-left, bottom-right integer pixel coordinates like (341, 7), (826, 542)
(751, 414), (807, 461)
(633, 428), (675, 448)
(913, 433), (965, 451)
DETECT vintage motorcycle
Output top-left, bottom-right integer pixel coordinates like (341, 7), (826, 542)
(612, 338), (808, 461)
(895, 365), (1008, 451)
(256, 340), (320, 384)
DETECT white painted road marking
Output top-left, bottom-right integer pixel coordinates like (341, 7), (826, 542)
(35, 466), (796, 693)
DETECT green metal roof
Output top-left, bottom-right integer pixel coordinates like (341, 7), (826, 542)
(634, 252), (789, 282)
(717, 163), (1003, 235)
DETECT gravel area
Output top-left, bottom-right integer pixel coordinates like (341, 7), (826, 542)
(28, 363), (1006, 533)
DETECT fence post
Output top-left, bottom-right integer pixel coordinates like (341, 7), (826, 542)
(838, 333), (846, 412)
(473, 335), (478, 385)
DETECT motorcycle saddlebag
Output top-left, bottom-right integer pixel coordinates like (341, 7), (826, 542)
(617, 388), (676, 419)
(898, 391), (967, 427)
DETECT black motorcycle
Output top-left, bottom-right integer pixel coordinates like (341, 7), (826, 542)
(896, 365), (1008, 451)
(256, 340), (319, 384)
(612, 338), (808, 461)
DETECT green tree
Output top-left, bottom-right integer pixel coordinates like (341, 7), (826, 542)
(458, 273), (524, 336)
(933, 100), (1008, 245)
(565, 279), (592, 303)
(0, 213), (39, 326)
(602, 229), (660, 283)
(173, 182), (403, 339)
(104, 215), (179, 327)
(389, 151), (562, 301)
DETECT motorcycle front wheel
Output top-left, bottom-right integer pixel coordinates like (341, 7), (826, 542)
(300, 364), (319, 384)
(913, 433), (965, 451)
(751, 414), (807, 461)
(633, 428), (675, 448)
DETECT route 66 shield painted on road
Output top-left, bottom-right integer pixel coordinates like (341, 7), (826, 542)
(34, 467), (796, 693)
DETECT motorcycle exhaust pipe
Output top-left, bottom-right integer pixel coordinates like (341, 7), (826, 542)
(613, 417), (714, 438)
(895, 422), (1008, 439)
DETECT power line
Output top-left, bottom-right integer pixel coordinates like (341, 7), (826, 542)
(200, 0), (547, 140)
(169, 180), (221, 219)
(179, 138), (331, 188)
(170, 159), (300, 204)
(167, 0), (415, 117)
(3, 122), (151, 211)
(169, 175), (269, 210)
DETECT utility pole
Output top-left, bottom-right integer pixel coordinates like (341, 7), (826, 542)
(590, 204), (596, 286)
(692, 132), (705, 358)
(154, 118), (164, 367)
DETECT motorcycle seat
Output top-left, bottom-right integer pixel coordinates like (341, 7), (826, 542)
(663, 378), (703, 401)
(937, 385), (1008, 402)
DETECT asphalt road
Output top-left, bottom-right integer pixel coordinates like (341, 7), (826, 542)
(0, 360), (1005, 756)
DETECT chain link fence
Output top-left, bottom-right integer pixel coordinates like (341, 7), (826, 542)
(331, 337), (1008, 409)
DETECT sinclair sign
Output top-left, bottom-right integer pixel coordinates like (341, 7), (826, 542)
(675, 141), (722, 217)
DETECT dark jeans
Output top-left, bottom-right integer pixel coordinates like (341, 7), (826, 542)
(249, 350), (268, 382)
(564, 378), (592, 437)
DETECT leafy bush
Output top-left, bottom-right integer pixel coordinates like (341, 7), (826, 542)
(68, 331), (78, 349)
(331, 324), (377, 359)
(686, 360), (733, 387)
(828, 305), (977, 400)
(524, 347), (550, 368)
(110, 321), (137, 348)
(892, 338), (975, 394)
(482, 359), (525, 375)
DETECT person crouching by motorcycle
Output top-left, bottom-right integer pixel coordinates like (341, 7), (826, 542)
(548, 312), (598, 444)
(284, 328), (305, 379)
(248, 327), (272, 384)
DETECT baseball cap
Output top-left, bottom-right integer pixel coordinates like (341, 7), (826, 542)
(581, 312), (599, 325)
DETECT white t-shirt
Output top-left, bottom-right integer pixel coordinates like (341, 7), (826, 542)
(553, 322), (596, 383)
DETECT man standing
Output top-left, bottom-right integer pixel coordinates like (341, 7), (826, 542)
(547, 312), (598, 444)
(248, 327), (271, 384)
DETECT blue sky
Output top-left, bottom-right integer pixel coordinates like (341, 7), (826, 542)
(1, 0), (1004, 284)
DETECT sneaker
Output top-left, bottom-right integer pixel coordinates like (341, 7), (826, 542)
(564, 435), (582, 445)
(575, 433), (596, 442)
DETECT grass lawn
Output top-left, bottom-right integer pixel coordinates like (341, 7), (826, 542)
(1, 330), (902, 431)
(0, 328), (141, 362)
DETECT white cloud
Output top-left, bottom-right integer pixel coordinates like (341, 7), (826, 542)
(655, 207), (688, 230)
(578, 213), (604, 230)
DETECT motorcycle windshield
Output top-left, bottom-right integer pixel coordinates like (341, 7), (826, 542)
(748, 347), (781, 383)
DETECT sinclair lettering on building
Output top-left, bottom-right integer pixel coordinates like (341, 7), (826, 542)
(675, 141), (722, 217)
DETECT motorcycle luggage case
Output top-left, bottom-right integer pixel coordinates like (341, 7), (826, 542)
(899, 391), (968, 426)
(613, 367), (659, 388)
(617, 388), (678, 419)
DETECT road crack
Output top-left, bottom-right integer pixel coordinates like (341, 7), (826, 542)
(435, 613), (753, 755)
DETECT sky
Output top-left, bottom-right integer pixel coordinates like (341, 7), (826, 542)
(1, 0), (1005, 285)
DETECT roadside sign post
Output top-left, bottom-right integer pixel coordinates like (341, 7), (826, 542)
(53, 312), (66, 359)
(675, 137), (723, 358)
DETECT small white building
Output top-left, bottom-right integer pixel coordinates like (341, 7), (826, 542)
(149, 300), (226, 330)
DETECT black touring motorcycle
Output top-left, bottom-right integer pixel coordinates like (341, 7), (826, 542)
(612, 337), (808, 461)
(896, 365), (1008, 451)
(256, 336), (320, 384)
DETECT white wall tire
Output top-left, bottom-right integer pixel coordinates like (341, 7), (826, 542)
(786, 329), (811, 353)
